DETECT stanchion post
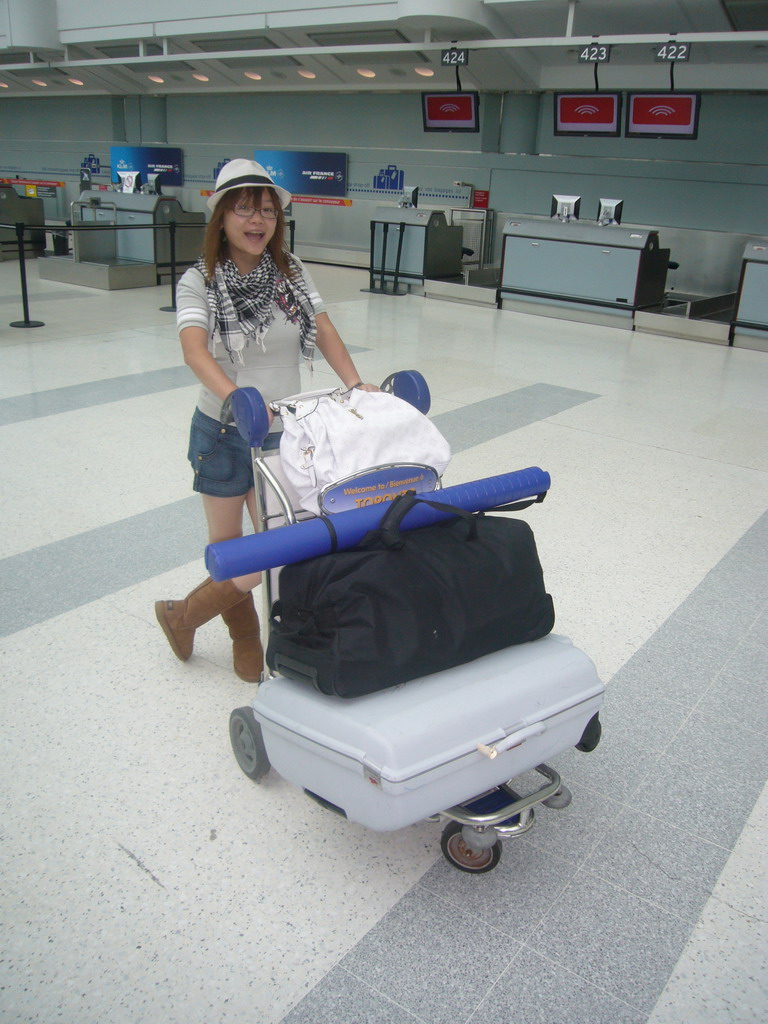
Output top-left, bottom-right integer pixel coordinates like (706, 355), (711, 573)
(10, 221), (45, 329)
(368, 220), (376, 292)
(160, 219), (178, 312)
(392, 223), (406, 295)
(380, 222), (389, 292)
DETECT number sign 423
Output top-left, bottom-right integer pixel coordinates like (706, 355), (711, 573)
(578, 44), (611, 63)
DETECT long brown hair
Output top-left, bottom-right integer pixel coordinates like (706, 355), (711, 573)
(201, 186), (292, 279)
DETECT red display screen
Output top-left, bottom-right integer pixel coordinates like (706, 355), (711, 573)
(554, 93), (621, 135)
(422, 92), (480, 132)
(626, 93), (700, 138)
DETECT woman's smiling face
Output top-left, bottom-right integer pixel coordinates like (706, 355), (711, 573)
(222, 187), (278, 274)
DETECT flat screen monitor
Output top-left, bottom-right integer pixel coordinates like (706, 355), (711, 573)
(147, 172), (162, 195)
(626, 93), (700, 139)
(399, 186), (419, 208)
(422, 91), (480, 132)
(554, 93), (621, 136)
(551, 195), (581, 223)
(118, 170), (141, 193)
(597, 198), (623, 225)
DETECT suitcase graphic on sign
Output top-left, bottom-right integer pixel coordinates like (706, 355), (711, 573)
(374, 164), (404, 191)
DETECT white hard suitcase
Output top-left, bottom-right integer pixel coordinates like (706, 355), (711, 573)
(248, 634), (604, 832)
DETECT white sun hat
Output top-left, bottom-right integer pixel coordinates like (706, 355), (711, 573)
(207, 158), (291, 212)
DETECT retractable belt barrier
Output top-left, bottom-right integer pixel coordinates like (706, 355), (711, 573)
(2, 217), (298, 325)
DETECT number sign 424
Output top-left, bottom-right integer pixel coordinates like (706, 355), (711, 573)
(441, 48), (469, 66)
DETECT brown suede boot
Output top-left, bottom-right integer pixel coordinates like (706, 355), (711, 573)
(220, 592), (264, 683)
(155, 578), (247, 662)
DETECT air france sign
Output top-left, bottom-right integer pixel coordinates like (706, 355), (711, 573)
(254, 150), (347, 199)
(109, 146), (184, 186)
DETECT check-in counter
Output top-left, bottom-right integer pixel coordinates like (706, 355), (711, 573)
(0, 185), (45, 259)
(71, 191), (204, 266)
(498, 218), (670, 321)
(39, 190), (206, 289)
(369, 207), (463, 293)
(730, 239), (768, 351)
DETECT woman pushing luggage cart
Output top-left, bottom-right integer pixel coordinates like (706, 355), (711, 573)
(154, 158), (378, 682)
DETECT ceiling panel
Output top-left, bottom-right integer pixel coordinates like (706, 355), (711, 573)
(0, 1), (766, 95)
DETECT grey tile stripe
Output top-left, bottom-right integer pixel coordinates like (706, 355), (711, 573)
(279, 510), (768, 1024)
(430, 383), (599, 450)
(0, 366), (196, 425)
(0, 497), (205, 639)
(0, 384), (597, 637)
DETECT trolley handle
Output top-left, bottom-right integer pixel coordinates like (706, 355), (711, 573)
(225, 369), (431, 449)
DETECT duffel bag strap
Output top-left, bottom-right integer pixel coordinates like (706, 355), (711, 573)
(371, 491), (478, 549)
(487, 492), (547, 514)
(361, 489), (547, 550)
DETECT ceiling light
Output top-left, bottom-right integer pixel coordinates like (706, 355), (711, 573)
(298, 69), (316, 79)
(147, 75), (164, 84)
(356, 68), (376, 78)
(68, 78), (84, 86)
(244, 71), (262, 81)
(32, 79), (48, 87)
(415, 66), (434, 77)
(192, 73), (209, 82)
(0, 82), (9, 89)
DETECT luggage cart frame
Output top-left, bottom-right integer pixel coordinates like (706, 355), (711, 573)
(224, 372), (601, 873)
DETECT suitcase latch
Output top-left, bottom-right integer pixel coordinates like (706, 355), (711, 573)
(362, 759), (382, 786)
(477, 722), (547, 759)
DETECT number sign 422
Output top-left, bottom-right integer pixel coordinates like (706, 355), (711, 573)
(655, 42), (691, 61)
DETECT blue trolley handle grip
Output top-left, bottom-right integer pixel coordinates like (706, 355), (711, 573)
(222, 387), (271, 448)
(379, 370), (431, 414)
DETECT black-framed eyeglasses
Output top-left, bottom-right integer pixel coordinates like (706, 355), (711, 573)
(232, 205), (278, 220)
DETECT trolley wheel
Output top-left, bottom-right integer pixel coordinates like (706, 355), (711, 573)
(440, 822), (502, 874)
(229, 706), (270, 780)
(542, 783), (572, 809)
(576, 713), (602, 752)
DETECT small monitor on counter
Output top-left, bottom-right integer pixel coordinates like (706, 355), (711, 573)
(550, 195), (581, 223)
(117, 170), (141, 193)
(399, 186), (419, 209)
(597, 198), (623, 226)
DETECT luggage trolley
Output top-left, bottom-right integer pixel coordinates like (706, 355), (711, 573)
(216, 372), (603, 873)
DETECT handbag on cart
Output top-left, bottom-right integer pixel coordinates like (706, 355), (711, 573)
(266, 493), (555, 698)
(278, 389), (451, 515)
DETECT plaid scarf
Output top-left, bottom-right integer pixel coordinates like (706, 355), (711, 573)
(198, 251), (317, 366)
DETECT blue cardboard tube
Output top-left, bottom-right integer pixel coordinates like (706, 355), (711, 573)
(206, 466), (551, 580)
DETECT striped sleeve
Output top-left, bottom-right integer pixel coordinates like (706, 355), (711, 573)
(293, 257), (326, 315)
(175, 267), (212, 334)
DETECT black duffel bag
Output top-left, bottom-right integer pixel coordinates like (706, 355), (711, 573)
(266, 493), (555, 698)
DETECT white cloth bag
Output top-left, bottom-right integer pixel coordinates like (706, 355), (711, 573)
(278, 389), (451, 514)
